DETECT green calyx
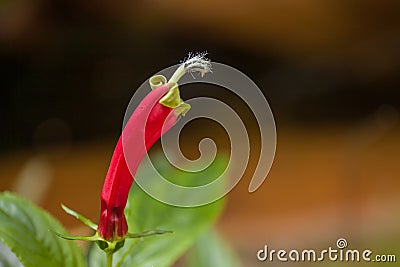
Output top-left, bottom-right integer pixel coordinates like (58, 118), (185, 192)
(97, 238), (126, 254)
(55, 205), (172, 254)
(53, 230), (126, 254)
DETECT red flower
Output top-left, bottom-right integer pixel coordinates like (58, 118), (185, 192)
(97, 54), (211, 241)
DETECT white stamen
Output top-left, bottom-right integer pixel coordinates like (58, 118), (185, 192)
(169, 52), (212, 83)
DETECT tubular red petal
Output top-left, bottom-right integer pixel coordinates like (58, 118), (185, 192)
(97, 84), (177, 240)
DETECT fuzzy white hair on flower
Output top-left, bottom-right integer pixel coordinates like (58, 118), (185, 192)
(169, 52), (212, 83)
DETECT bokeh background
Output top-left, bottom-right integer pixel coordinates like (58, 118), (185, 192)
(1, 0), (399, 266)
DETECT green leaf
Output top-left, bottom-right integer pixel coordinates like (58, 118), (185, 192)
(0, 241), (23, 267)
(185, 229), (242, 267)
(88, 154), (228, 267)
(0, 192), (87, 267)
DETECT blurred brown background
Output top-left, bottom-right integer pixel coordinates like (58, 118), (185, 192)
(1, 0), (400, 266)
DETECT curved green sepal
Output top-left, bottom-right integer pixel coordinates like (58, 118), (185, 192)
(54, 229), (125, 254)
(52, 230), (99, 242)
(54, 226), (172, 255)
(126, 229), (173, 239)
(149, 75), (167, 90)
(61, 204), (97, 230)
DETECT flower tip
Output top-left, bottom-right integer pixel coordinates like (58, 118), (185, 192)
(183, 52), (212, 77)
(168, 52), (212, 84)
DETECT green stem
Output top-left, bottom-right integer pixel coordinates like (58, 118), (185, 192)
(106, 252), (113, 267)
